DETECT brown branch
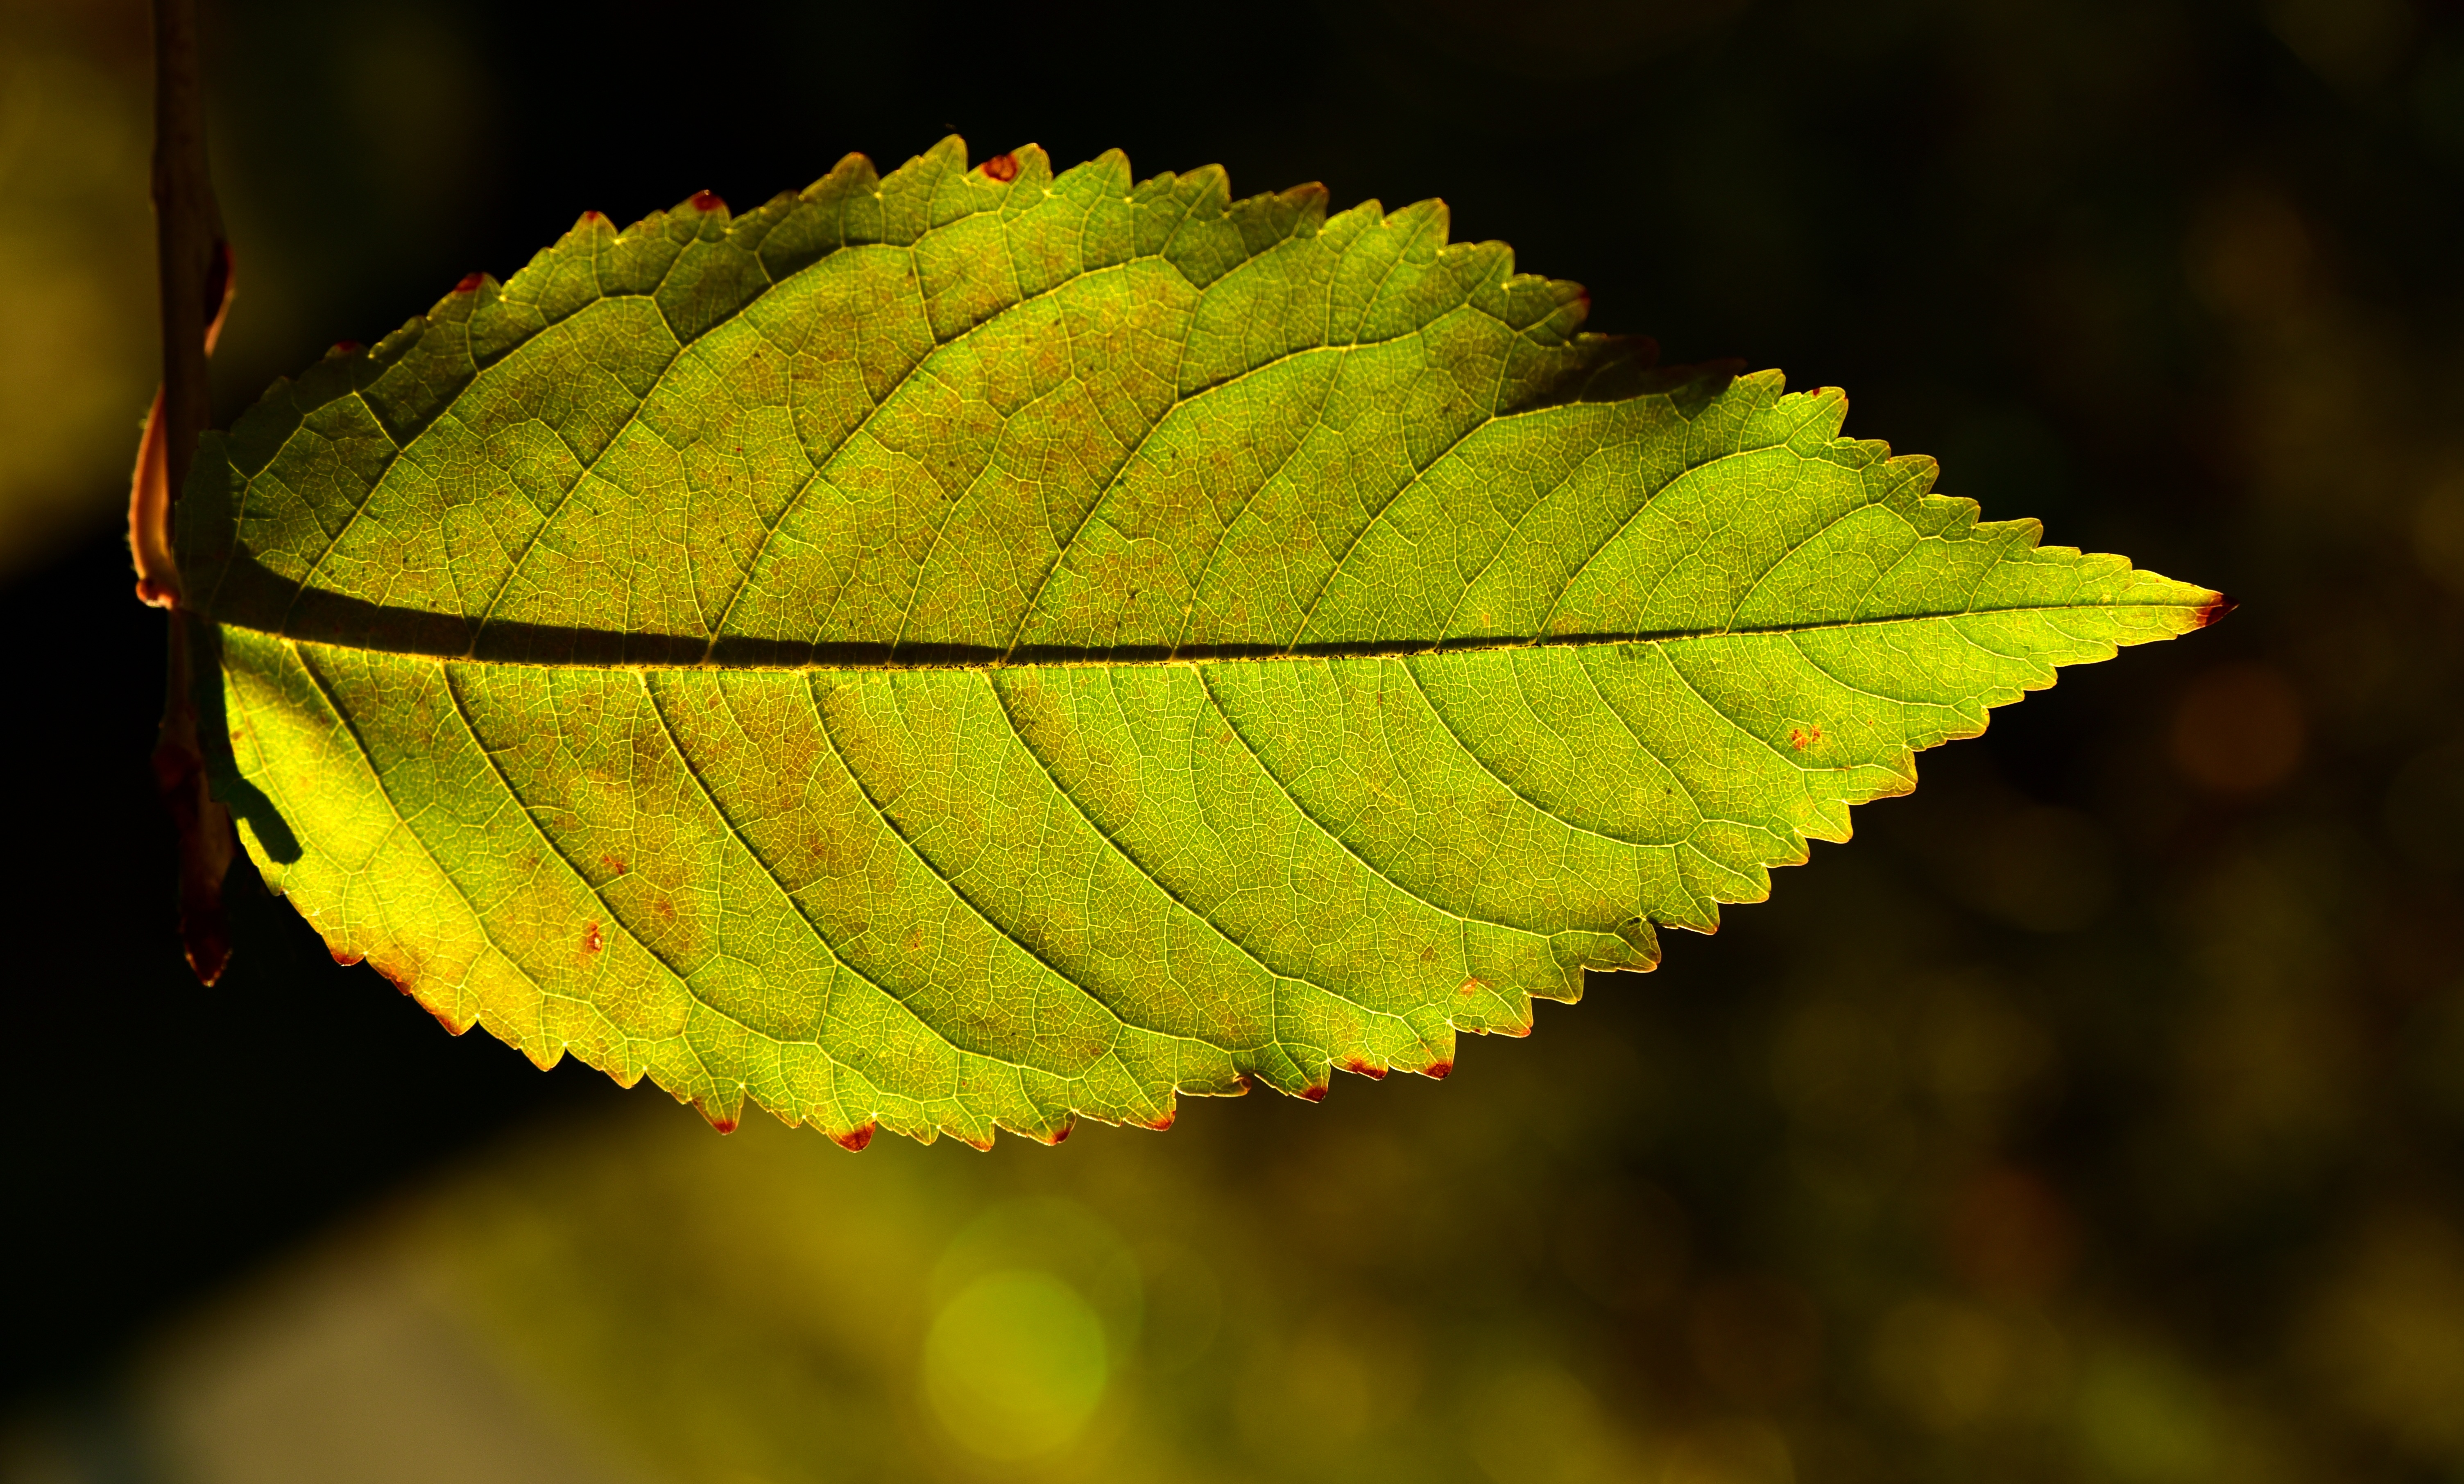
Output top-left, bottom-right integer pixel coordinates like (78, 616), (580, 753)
(131, 0), (231, 609)
(138, 0), (239, 984)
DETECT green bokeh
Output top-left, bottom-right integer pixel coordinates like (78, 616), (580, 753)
(923, 1270), (1110, 1459)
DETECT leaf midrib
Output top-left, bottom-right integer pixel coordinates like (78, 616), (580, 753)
(223, 600), (2202, 673)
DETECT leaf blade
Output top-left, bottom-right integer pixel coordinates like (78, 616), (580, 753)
(184, 139), (2216, 1143)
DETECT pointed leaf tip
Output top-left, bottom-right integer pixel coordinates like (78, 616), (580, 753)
(690, 189), (725, 213)
(2194, 593), (2238, 628)
(981, 152), (1019, 183)
(451, 271), (485, 293)
(831, 1124), (876, 1152)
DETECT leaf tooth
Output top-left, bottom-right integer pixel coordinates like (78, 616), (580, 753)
(811, 149), (878, 199)
(881, 132), (969, 203)
(831, 1122), (877, 1153)
(691, 1091), (743, 1134)
(1175, 161), (1232, 214)
(1060, 147), (1133, 197)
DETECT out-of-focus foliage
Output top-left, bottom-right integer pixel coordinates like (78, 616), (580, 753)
(7, 0), (2464, 1478)
(423, 1099), (1761, 1483)
(0, 0), (315, 580)
(0, 2), (156, 578)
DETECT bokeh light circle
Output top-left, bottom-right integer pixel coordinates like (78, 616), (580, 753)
(922, 1269), (1108, 1459)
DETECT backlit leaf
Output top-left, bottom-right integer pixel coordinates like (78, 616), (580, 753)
(176, 138), (2222, 1146)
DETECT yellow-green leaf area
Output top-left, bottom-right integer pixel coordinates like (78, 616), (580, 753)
(176, 138), (2220, 1147)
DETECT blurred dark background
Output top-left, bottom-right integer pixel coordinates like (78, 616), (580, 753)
(4, 0), (2462, 1479)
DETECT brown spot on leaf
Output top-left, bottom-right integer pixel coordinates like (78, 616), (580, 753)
(452, 271), (485, 293)
(2193, 592), (2238, 629)
(582, 922), (602, 955)
(1146, 1110), (1176, 1131)
(981, 152), (1019, 183)
(708, 1114), (738, 1135)
(690, 189), (725, 213)
(1790, 725), (1823, 750)
(1048, 1119), (1074, 1144)
(329, 948), (364, 967)
(1344, 1057), (1387, 1081)
(1424, 1060), (1453, 1080)
(1419, 945), (1436, 962)
(1301, 1084), (1327, 1103)
(328, 339), (362, 357)
(833, 1123), (876, 1152)
(578, 208), (606, 224)
(1458, 976), (1486, 997)
(600, 855), (628, 876)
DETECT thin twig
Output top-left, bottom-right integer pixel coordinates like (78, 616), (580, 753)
(138, 0), (238, 984)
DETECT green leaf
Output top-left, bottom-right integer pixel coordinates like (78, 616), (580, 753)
(176, 138), (2222, 1147)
